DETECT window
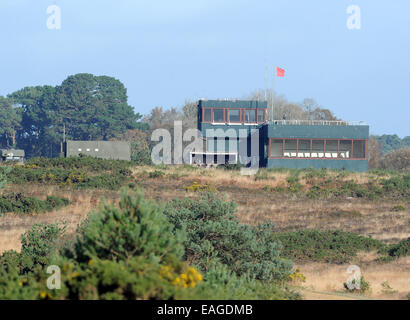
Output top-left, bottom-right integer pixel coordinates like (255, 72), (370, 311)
(339, 140), (352, 158)
(228, 109), (241, 122)
(270, 139), (283, 157)
(257, 109), (266, 123)
(353, 140), (366, 159)
(244, 109), (256, 123)
(284, 139), (297, 157)
(213, 108), (225, 122)
(311, 140), (324, 158)
(298, 139), (311, 158)
(268, 138), (367, 160)
(325, 140), (338, 158)
(203, 108), (212, 122)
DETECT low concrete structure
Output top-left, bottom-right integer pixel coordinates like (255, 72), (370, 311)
(0, 149), (25, 163)
(64, 140), (131, 161)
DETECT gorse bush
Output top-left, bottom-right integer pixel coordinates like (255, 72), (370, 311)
(24, 156), (132, 172)
(273, 230), (385, 263)
(164, 193), (293, 281)
(0, 193), (70, 215)
(386, 238), (410, 259)
(7, 157), (133, 190)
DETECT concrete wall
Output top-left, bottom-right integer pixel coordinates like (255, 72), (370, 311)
(65, 140), (131, 161)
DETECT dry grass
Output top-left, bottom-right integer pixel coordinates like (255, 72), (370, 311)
(297, 256), (410, 300)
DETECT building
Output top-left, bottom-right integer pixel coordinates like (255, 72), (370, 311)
(195, 100), (369, 172)
(64, 140), (131, 161)
(0, 149), (25, 163)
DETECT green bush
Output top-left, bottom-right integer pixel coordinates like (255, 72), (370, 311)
(387, 238), (410, 258)
(273, 230), (385, 263)
(8, 158), (132, 190)
(24, 156), (132, 172)
(164, 193), (293, 281)
(195, 263), (300, 300)
(0, 193), (70, 215)
(149, 170), (165, 178)
(0, 223), (65, 275)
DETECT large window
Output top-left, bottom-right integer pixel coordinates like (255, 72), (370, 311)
(228, 109), (241, 123)
(203, 108), (212, 122)
(269, 138), (367, 160)
(244, 109), (256, 123)
(213, 108), (225, 123)
(353, 140), (366, 159)
(257, 109), (266, 123)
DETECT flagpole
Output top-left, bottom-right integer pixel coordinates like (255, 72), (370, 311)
(271, 66), (275, 122)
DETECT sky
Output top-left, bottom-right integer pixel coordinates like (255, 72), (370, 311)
(0, 0), (409, 137)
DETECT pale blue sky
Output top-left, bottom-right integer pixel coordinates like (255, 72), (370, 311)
(0, 1), (409, 136)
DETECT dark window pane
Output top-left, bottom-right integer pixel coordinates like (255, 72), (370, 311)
(204, 108), (212, 122)
(353, 140), (366, 158)
(228, 109), (241, 122)
(257, 110), (265, 122)
(339, 140), (352, 158)
(270, 139), (283, 157)
(298, 139), (310, 157)
(311, 140), (324, 158)
(284, 139), (297, 157)
(325, 140), (338, 158)
(214, 109), (224, 122)
(244, 109), (256, 123)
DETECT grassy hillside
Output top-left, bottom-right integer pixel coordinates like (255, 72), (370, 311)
(0, 158), (409, 300)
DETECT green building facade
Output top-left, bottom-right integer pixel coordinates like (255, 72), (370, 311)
(197, 100), (369, 172)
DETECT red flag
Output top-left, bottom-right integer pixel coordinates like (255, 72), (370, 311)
(276, 67), (285, 77)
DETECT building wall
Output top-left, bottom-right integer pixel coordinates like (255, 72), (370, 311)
(65, 141), (131, 161)
(197, 100), (369, 171)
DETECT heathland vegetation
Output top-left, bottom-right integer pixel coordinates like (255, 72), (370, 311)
(0, 157), (409, 299)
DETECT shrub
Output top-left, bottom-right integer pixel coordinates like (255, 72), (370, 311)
(185, 182), (217, 193)
(218, 163), (243, 171)
(273, 230), (385, 263)
(195, 263), (300, 300)
(391, 204), (405, 212)
(380, 147), (410, 171)
(164, 193), (292, 281)
(387, 237), (410, 258)
(0, 193), (70, 215)
(149, 170), (164, 178)
(72, 190), (185, 264)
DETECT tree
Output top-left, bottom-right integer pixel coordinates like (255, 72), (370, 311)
(368, 136), (381, 169)
(10, 74), (141, 158)
(110, 129), (151, 165)
(0, 96), (22, 148)
(380, 147), (410, 171)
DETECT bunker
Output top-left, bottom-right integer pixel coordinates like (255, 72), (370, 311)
(64, 140), (131, 161)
